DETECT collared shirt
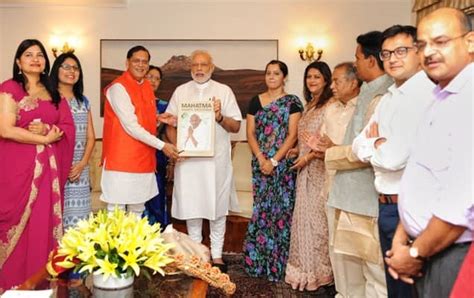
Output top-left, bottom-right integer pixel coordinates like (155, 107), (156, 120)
(321, 96), (358, 145)
(352, 71), (435, 194)
(101, 82), (164, 204)
(399, 63), (473, 242)
(327, 74), (393, 217)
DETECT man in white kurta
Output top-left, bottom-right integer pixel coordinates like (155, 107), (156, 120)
(166, 50), (242, 268)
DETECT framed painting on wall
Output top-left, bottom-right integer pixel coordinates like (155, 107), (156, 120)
(100, 39), (279, 120)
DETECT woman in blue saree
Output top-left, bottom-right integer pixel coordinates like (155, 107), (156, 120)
(143, 65), (171, 228)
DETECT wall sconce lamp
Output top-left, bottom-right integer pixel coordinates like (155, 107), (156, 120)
(52, 42), (75, 58)
(50, 36), (78, 58)
(299, 42), (323, 62)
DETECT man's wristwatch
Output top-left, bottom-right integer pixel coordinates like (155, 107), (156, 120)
(409, 246), (427, 261)
(270, 158), (278, 167)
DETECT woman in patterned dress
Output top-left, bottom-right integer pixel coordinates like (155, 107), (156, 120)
(284, 61), (334, 291)
(50, 53), (96, 230)
(243, 60), (303, 281)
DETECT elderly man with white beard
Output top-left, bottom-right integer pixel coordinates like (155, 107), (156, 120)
(165, 50), (242, 272)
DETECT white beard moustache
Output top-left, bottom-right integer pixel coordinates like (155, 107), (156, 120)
(192, 72), (212, 84)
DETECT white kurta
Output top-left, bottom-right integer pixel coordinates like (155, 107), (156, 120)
(166, 80), (243, 220)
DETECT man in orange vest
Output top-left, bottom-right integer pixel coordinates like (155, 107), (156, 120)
(102, 45), (179, 215)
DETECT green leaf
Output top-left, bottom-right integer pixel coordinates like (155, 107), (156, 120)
(141, 268), (152, 281)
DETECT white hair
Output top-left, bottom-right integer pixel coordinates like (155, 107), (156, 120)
(190, 49), (214, 65)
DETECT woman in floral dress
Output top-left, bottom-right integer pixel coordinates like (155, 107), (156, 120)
(50, 53), (96, 230)
(243, 60), (303, 281)
(285, 61), (334, 291)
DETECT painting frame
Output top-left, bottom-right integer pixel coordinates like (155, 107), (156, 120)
(100, 39), (279, 118)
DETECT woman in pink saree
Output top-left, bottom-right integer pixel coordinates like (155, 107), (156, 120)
(0, 39), (75, 293)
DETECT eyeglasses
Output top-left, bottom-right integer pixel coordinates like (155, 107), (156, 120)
(145, 74), (161, 81)
(60, 64), (80, 72)
(379, 46), (416, 61)
(416, 32), (468, 52)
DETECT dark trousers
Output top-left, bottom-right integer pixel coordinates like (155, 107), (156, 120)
(378, 203), (414, 298)
(416, 242), (470, 298)
(144, 150), (170, 229)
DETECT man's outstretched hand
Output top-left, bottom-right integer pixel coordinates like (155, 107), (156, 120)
(157, 112), (177, 127)
(162, 142), (179, 160)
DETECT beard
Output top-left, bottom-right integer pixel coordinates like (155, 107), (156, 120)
(192, 72), (212, 84)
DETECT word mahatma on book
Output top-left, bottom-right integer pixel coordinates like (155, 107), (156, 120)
(177, 101), (215, 157)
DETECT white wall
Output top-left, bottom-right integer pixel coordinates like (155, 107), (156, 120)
(0, 0), (411, 137)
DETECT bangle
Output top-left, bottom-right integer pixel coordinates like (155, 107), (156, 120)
(217, 115), (224, 123)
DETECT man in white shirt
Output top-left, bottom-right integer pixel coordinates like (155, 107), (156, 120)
(385, 8), (473, 297)
(166, 50), (242, 270)
(352, 25), (435, 298)
(101, 45), (178, 215)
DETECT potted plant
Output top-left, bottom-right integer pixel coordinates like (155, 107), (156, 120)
(47, 208), (175, 290)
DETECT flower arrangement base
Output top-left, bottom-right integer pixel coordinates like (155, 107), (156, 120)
(93, 274), (134, 298)
(47, 209), (175, 297)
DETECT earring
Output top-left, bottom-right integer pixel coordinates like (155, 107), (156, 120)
(18, 69), (22, 75)
(42, 71), (46, 75)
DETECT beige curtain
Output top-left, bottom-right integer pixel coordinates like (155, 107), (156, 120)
(413, 0), (474, 23)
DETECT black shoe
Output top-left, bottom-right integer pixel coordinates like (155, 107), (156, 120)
(212, 262), (228, 273)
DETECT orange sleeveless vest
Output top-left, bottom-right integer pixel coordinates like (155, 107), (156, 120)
(102, 71), (157, 173)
